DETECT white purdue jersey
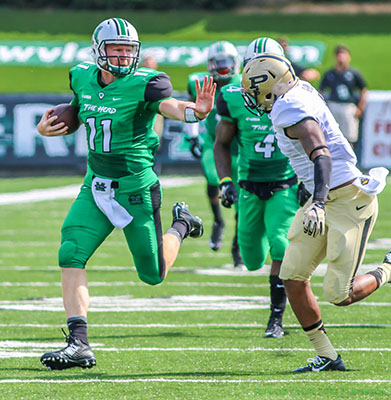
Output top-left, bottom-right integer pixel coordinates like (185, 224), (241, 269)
(271, 80), (361, 194)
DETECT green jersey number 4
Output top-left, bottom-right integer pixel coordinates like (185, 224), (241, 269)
(254, 134), (275, 158)
(86, 117), (113, 153)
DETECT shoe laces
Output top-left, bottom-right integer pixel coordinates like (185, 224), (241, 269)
(61, 327), (77, 346)
(61, 327), (70, 343)
(306, 355), (326, 367)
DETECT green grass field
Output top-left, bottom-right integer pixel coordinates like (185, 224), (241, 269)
(0, 175), (391, 399)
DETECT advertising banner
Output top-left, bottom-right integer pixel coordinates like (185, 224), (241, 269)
(0, 93), (198, 173)
(361, 91), (391, 169)
(0, 40), (325, 68)
(2, 89), (387, 173)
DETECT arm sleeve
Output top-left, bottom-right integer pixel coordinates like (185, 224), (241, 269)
(216, 92), (233, 121)
(145, 73), (173, 113)
(69, 72), (79, 106)
(145, 73), (173, 102)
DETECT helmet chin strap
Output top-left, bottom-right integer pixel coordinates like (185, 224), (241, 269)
(107, 59), (131, 76)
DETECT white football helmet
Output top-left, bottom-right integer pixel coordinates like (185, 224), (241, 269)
(243, 37), (285, 67)
(241, 53), (298, 115)
(207, 41), (240, 82)
(91, 18), (140, 76)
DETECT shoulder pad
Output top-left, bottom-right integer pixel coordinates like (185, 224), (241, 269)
(134, 71), (149, 77)
(74, 61), (94, 70)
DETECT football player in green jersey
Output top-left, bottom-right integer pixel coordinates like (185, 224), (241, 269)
(187, 41), (244, 267)
(214, 38), (300, 338)
(36, 17), (216, 371)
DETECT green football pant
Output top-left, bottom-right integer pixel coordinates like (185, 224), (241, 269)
(238, 184), (299, 271)
(59, 180), (165, 286)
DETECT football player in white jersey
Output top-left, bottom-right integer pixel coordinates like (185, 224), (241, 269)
(241, 53), (391, 373)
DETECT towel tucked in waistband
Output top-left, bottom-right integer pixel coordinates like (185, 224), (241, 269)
(91, 176), (133, 229)
(352, 167), (389, 196)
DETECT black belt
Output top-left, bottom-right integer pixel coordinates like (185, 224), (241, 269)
(239, 175), (298, 201)
(92, 175), (119, 188)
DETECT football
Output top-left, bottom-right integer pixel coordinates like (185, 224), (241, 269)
(49, 103), (80, 134)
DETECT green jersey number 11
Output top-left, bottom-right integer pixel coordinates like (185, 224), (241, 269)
(86, 117), (113, 153)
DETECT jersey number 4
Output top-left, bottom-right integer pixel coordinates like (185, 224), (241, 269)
(254, 134), (275, 158)
(86, 117), (113, 152)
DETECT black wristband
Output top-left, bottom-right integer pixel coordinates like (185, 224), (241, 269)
(313, 155), (332, 202)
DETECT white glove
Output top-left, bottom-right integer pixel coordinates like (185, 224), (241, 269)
(303, 201), (325, 237)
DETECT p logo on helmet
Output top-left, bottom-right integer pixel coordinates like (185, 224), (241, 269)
(248, 74), (269, 91)
(241, 53), (298, 116)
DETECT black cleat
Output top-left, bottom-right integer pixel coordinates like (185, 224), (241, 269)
(383, 251), (391, 265)
(293, 354), (346, 373)
(40, 329), (96, 370)
(375, 251), (391, 283)
(264, 310), (284, 338)
(209, 221), (225, 251)
(172, 202), (203, 238)
(231, 237), (244, 268)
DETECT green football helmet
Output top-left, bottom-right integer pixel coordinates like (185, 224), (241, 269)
(207, 41), (240, 82)
(91, 17), (140, 76)
(243, 37), (285, 67)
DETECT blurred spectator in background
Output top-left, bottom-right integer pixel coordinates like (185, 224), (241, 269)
(278, 36), (320, 82)
(319, 45), (367, 148)
(140, 55), (159, 69)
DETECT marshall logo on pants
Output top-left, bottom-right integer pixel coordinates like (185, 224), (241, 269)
(129, 194), (143, 205)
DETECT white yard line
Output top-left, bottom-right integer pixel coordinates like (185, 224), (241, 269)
(94, 347), (391, 352)
(0, 263), (383, 276)
(0, 281), (267, 288)
(1, 322), (390, 329)
(0, 176), (202, 205)
(0, 378), (390, 384)
(1, 344), (391, 359)
(0, 294), (391, 313)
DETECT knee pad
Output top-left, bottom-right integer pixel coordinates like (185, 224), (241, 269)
(240, 248), (267, 271)
(58, 240), (84, 268)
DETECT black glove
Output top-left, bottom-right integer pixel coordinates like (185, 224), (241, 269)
(187, 137), (202, 159)
(220, 181), (238, 208)
(297, 181), (312, 207)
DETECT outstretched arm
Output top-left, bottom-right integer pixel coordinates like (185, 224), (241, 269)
(159, 76), (216, 121)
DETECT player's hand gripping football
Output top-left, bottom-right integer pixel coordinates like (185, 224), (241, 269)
(303, 201), (325, 237)
(220, 180), (238, 208)
(189, 76), (217, 120)
(37, 109), (69, 137)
